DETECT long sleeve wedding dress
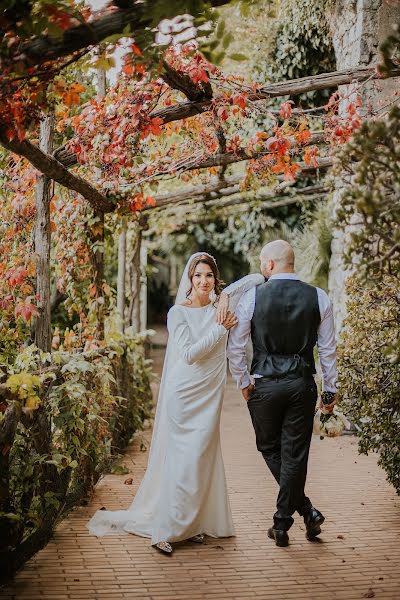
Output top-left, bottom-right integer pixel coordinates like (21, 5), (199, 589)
(87, 261), (263, 545)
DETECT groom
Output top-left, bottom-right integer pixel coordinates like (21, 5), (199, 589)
(227, 240), (337, 547)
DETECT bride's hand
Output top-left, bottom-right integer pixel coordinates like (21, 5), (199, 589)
(216, 292), (229, 324)
(221, 311), (238, 331)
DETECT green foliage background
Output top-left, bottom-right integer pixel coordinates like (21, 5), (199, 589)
(335, 107), (400, 493)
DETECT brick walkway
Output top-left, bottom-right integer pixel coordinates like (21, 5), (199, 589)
(1, 347), (400, 600)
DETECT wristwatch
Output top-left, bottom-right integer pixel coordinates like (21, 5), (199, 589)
(321, 391), (335, 405)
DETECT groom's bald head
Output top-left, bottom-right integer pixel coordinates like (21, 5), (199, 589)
(260, 240), (295, 278)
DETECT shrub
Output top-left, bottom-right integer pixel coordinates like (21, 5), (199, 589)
(0, 333), (153, 581)
(334, 106), (400, 493)
(338, 275), (400, 493)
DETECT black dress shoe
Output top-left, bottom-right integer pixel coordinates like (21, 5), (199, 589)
(304, 507), (325, 540)
(267, 527), (289, 547)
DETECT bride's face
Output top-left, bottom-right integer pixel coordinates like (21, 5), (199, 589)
(191, 262), (215, 299)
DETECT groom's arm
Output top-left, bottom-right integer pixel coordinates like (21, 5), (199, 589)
(227, 288), (255, 390)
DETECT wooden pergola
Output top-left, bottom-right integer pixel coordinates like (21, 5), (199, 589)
(1, 1), (399, 350)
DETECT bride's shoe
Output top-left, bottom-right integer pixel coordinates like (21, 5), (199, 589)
(155, 541), (173, 554)
(190, 534), (205, 543)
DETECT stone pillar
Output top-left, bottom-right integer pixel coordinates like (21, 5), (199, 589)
(328, 0), (400, 332)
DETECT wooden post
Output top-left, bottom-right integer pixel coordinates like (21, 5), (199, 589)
(92, 67), (107, 341)
(97, 67), (107, 99)
(117, 218), (127, 333)
(34, 115), (54, 352)
(128, 222), (142, 334)
(140, 240), (148, 331)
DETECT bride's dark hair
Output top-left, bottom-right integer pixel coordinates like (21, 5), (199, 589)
(186, 254), (224, 302)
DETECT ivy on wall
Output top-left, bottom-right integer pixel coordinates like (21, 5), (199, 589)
(262, 0), (336, 104)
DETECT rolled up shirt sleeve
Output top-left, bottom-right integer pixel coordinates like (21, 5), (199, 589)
(227, 288), (255, 389)
(316, 289), (338, 393)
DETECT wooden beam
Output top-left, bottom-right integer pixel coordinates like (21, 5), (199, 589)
(144, 157), (332, 207)
(145, 65), (400, 126)
(15, 1), (230, 68)
(53, 65), (400, 170)
(167, 183), (327, 213)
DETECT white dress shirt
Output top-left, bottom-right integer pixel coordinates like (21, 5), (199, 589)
(226, 273), (337, 393)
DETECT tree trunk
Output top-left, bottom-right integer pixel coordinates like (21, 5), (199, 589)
(117, 219), (127, 333)
(34, 115), (54, 353)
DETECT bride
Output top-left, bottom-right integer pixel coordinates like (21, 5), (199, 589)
(87, 252), (263, 553)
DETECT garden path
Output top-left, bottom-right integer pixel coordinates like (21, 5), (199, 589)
(1, 338), (400, 600)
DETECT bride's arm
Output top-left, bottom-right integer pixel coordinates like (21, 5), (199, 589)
(167, 307), (227, 365)
(224, 273), (265, 298)
(217, 274), (265, 323)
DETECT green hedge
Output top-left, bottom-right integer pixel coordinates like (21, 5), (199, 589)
(339, 275), (400, 493)
(0, 334), (153, 582)
(334, 106), (400, 494)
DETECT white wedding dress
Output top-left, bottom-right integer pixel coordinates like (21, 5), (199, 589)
(87, 253), (263, 544)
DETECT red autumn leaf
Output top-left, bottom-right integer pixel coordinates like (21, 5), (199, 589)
(347, 102), (357, 116)
(227, 135), (242, 155)
(44, 6), (76, 30)
(131, 43), (142, 56)
(279, 100), (294, 119)
(6, 127), (16, 141)
(188, 64), (209, 84)
(145, 196), (156, 207)
(15, 297), (40, 322)
(217, 107), (229, 121)
(122, 61), (135, 77)
(283, 161), (301, 181)
(150, 117), (163, 136)
(296, 129), (311, 144)
(7, 266), (29, 288)
(266, 136), (291, 155)
(303, 147), (318, 168)
(232, 93), (247, 110)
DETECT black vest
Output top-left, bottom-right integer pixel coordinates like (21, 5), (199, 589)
(250, 279), (320, 378)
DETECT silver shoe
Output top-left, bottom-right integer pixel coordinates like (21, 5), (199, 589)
(190, 534), (205, 543)
(155, 541), (173, 554)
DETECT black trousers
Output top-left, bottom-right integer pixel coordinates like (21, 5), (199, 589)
(247, 375), (317, 531)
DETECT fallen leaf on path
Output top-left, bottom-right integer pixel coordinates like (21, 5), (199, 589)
(337, 534), (345, 539)
(363, 589), (375, 598)
(124, 477), (133, 485)
(111, 465), (130, 475)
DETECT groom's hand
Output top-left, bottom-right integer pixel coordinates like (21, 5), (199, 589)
(241, 384), (255, 401)
(319, 391), (336, 414)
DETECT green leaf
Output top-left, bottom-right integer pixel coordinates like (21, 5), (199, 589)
(222, 32), (233, 50)
(229, 53), (248, 62)
(216, 20), (226, 38)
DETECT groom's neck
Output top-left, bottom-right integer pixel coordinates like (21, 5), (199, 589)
(270, 267), (295, 276)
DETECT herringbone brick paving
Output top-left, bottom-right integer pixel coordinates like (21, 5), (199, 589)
(1, 346), (400, 600)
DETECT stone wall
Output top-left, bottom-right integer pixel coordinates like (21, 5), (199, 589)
(327, 0), (400, 332)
